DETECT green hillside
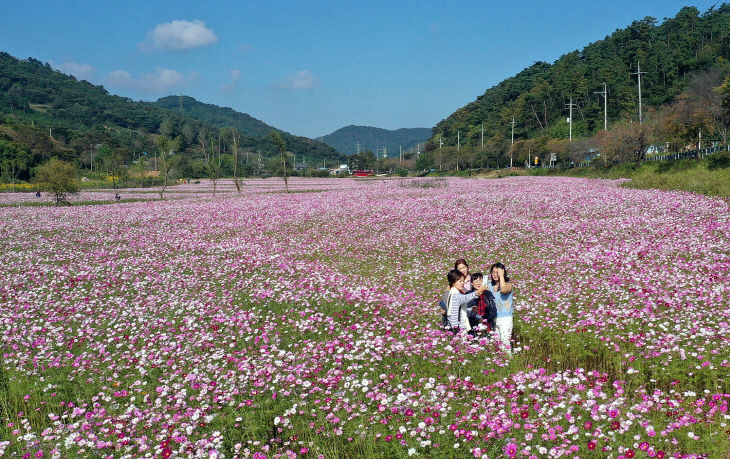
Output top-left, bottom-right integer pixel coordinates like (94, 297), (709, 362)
(317, 125), (432, 156)
(427, 4), (730, 164)
(0, 52), (343, 180)
(153, 95), (276, 137)
(151, 96), (338, 163)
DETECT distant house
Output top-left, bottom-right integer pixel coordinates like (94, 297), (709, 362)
(329, 164), (350, 175)
(352, 170), (373, 177)
(294, 163), (307, 171)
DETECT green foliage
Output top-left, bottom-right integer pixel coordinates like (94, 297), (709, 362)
(415, 150), (434, 170)
(33, 157), (79, 205)
(348, 150), (376, 170)
(308, 168), (331, 178)
(706, 150), (730, 169)
(95, 144), (126, 187)
(0, 53), (345, 179)
(626, 162), (730, 196)
(0, 138), (34, 181)
(152, 96), (343, 164)
(432, 4), (730, 164)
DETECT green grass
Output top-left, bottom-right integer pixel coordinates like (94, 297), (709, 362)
(530, 154), (730, 197)
(0, 198), (162, 208)
(624, 162), (730, 196)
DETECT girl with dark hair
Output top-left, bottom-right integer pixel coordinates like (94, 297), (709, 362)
(488, 262), (514, 353)
(469, 272), (497, 333)
(454, 259), (472, 292)
(442, 268), (487, 334)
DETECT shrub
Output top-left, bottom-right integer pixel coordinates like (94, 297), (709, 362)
(706, 150), (730, 170)
(34, 158), (79, 205)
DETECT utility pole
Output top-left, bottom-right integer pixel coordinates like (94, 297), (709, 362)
(481, 124), (484, 147)
(90, 143), (94, 171)
(631, 62), (646, 124)
(565, 97), (577, 142)
(457, 130), (460, 152)
(510, 116), (516, 168)
(594, 83), (608, 131)
(355, 141), (361, 154)
(439, 134), (443, 171)
(399, 144), (402, 165)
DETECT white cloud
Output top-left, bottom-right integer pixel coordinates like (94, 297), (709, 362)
(54, 62), (95, 80)
(105, 67), (192, 93)
(275, 70), (317, 91)
(221, 69), (242, 94)
(140, 19), (217, 52)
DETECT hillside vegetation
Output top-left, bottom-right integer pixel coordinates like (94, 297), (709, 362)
(423, 5), (730, 171)
(0, 52), (343, 181)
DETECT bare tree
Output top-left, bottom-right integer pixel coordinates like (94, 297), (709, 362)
(156, 136), (181, 200)
(199, 132), (222, 195)
(1, 162), (21, 192)
(600, 118), (657, 165)
(269, 131), (289, 193)
(230, 128), (242, 193)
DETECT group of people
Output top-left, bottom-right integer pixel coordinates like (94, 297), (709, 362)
(439, 259), (514, 353)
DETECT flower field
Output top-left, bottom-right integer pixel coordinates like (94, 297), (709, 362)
(1, 176), (728, 458)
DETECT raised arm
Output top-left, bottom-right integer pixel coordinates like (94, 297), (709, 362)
(496, 268), (512, 294)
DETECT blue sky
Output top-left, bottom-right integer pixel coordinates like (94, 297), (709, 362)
(0, 1), (721, 138)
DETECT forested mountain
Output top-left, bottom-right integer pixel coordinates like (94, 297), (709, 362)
(152, 96), (276, 137)
(425, 4), (730, 167)
(0, 52), (343, 180)
(151, 95), (339, 164)
(318, 125), (432, 156)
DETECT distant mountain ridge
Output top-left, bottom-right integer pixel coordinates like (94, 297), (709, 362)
(318, 125), (432, 156)
(0, 51), (343, 179)
(151, 95), (339, 161)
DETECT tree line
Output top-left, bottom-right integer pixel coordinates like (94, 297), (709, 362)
(0, 52), (344, 184)
(422, 5), (730, 170)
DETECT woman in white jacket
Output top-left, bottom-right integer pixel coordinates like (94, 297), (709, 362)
(444, 269), (488, 334)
